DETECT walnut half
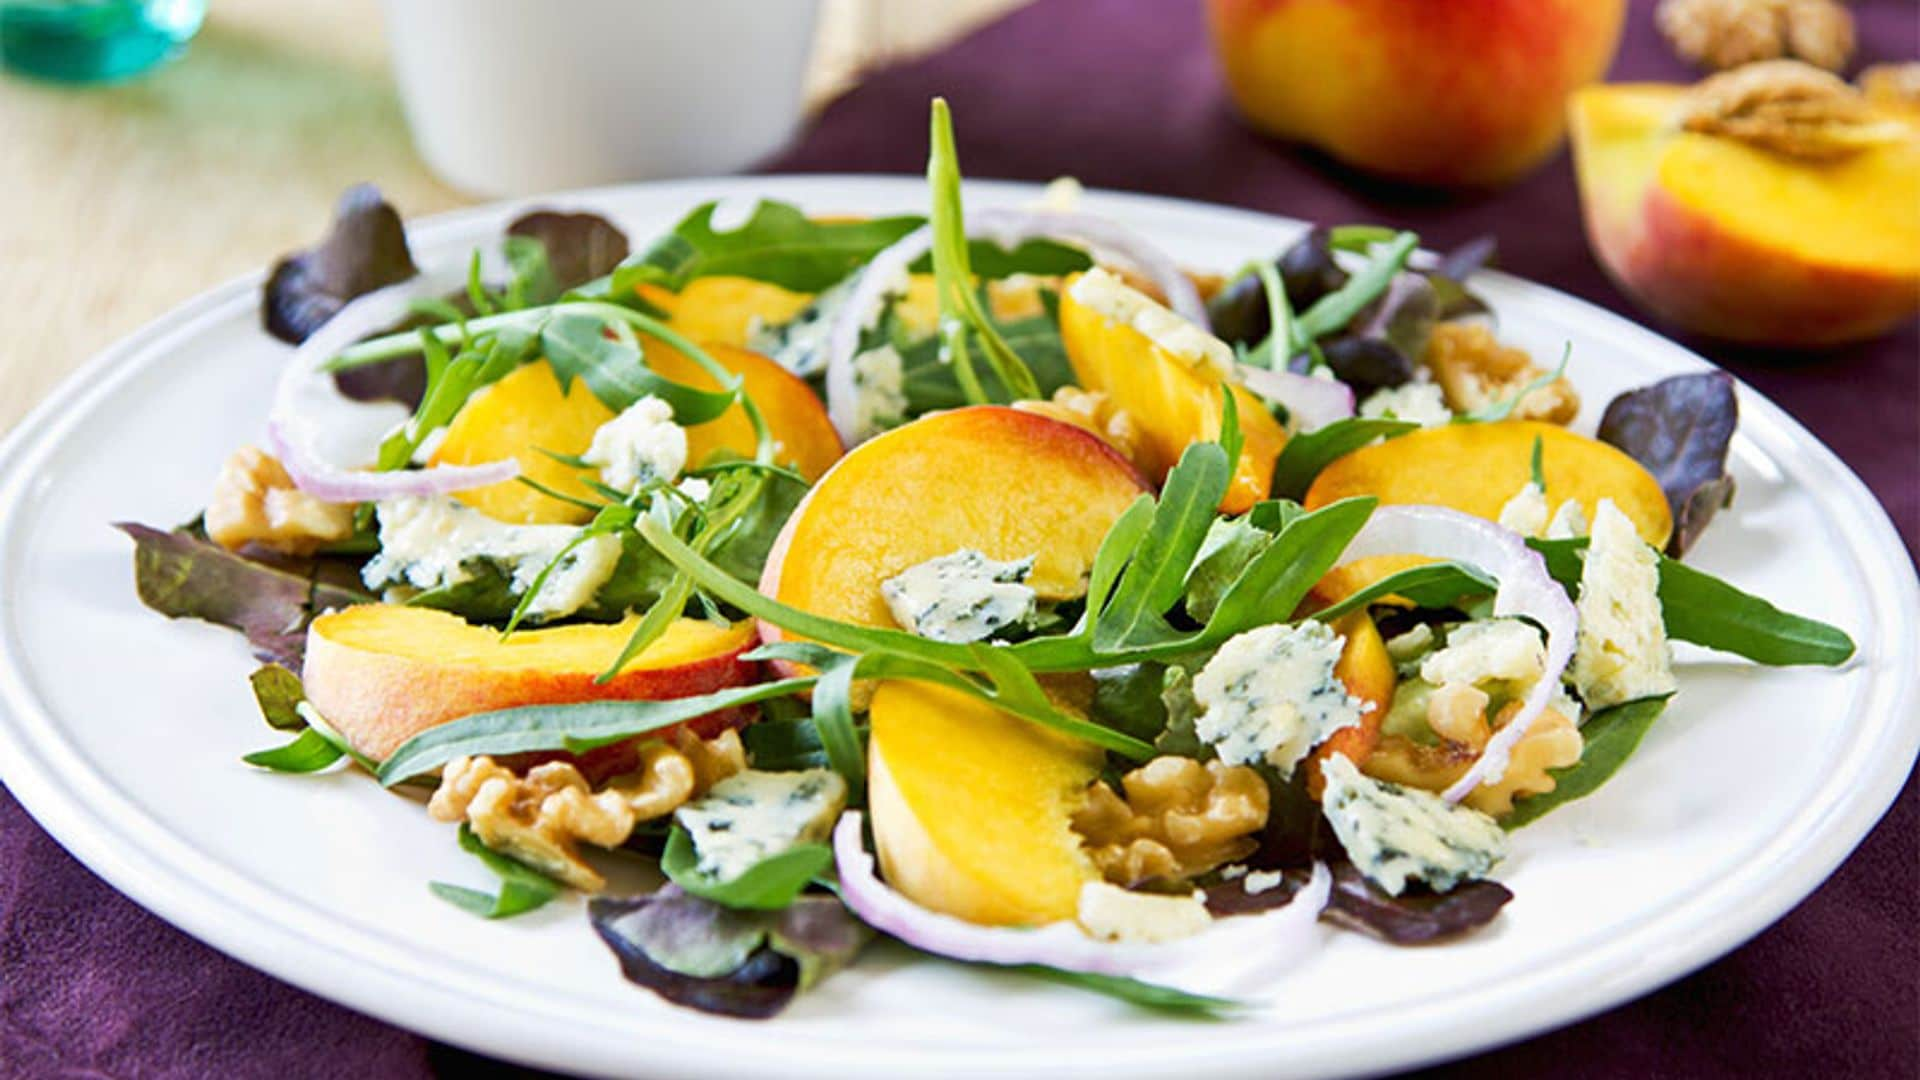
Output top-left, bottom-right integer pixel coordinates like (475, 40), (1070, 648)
(1656, 0), (1854, 73)
(1364, 698), (1583, 819)
(1072, 756), (1269, 887)
(204, 446), (354, 555)
(1422, 324), (1578, 425)
(429, 729), (745, 892)
(1680, 60), (1906, 162)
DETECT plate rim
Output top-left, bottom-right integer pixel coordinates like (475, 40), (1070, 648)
(1, 174), (1915, 1080)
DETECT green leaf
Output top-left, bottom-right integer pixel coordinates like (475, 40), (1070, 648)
(1183, 517), (1273, 624)
(1326, 224), (1401, 252)
(1240, 260), (1293, 372)
(1074, 496), (1156, 635)
(431, 824), (562, 918)
(377, 677), (819, 786)
(1293, 231), (1419, 346)
(1207, 496), (1377, 632)
(1269, 417), (1417, 500)
(1504, 696), (1672, 829)
(242, 728), (344, 773)
(540, 312), (738, 421)
(1529, 539), (1855, 666)
(907, 237), (1091, 279)
(808, 655), (869, 802)
(250, 664), (308, 731)
(614, 199), (923, 295)
(599, 572), (694, 683)
(1529, 434), (1547, 490)
(1309, 561), (1497, 623)
(1013, 965), (1238, 1015)
(1093, 441), (1233, 650)
(662, 827), (833, 911)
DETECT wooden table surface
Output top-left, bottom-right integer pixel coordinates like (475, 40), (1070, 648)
(0, 0), (1023, 434)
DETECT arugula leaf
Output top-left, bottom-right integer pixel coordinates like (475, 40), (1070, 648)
(250, 664), (308, 731)
(541, 313), (737, 421)
(430, 824), (562, 919)
(1013, 966), (1237, 1015)
(1308, 561), (1497, 623)
(807, 653), (869, 801)
(1094, 441), (1233, 650)
(1206, 496), (1377, 633)
(741, 714), (831, 771)
(1529, 539), (1855, 666)
(242, 728), (344, 773)
(613, 200), (922, 295)
(1504, 696), (1672, 828)
(907, 237), (1091, 279)
(377, 677), (819, 785)
(1269, 417), (1417, 500)
(1183, 517), (1273, 624)
(662, 827), (833, 911)
(1292, 231), (1419, 347)
(1529, 434), (1546, 490)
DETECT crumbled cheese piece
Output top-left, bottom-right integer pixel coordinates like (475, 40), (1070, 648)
(1419, 618), (1547, 690)
(676, 476), (713, 504)
(1218, 863), (1249, 881)
(362, 496), (620, 620)
(880, 549), (1037, 644)
(1076, 882), (1212, 944)
(848, 344), (909, 443)
(1242, 869), (1285, 895)
(1035, 175), (1085, 212)
(1359, 382), (1452, 428)
(1384, 624), (1437, 665)
(1497, 482), (1551, 537)
(1545, 499), (1589, 540)
(1320, 754), (1506, 896)
(674, 769), (847, 884)
(1068, 267), (1233, 379)
(1570, 500), (1677, 709)
(1193, 621), (1370, 776)
(748, 274), (859, 378)
(583, 396), (687, 493)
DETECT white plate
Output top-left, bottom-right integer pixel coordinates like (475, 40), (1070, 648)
(1, 177), (1914, 1080)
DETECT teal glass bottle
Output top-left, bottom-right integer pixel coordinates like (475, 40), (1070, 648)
(0, 0), (205, 84)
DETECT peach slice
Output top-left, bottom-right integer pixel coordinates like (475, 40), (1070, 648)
(302, 605), (758, 761)
(1570, 83), (1920, 346)
(867, 679), (1104, 926)
(1304, 420), (1673, 548)
(642, 341), (844, 481)
(1306, 611), (1395, 799)
(1057, 272), (1287, 513)
(430, 361), (612, 525)
(639, 277), (815, 347)
(758, 406), (1149, 644)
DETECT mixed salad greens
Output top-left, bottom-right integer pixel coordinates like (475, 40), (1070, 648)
(123, 101), (1854, 1019)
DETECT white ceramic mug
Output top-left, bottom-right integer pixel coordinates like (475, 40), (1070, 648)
(382, 0), (822, 197)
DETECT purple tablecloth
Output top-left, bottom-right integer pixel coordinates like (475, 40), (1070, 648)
(3, 1), (1914, 1076)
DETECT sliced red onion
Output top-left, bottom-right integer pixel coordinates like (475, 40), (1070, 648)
(1236, 365), (1355, 434)
(822, 206), (1205, 443)
(265, 269), (519, 503)
(1334, 505), (1578, 803)
(832, 813), (1330, 999)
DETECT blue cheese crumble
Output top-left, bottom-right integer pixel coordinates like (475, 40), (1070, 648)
(1320, 754), (1506, 896)
(1192, 621), (1369, 776)
(674, 768), (848, 884)
(1570, 499), (1677, 709)
(1497, 481), (1590, 541)
(583, 395), (686, 494)
(748, 273), (867, 378)
(362, 496), (619, 620)
(1419, 618), (1547, 690)
(880, 549), (1038, 644)
(1076, 882), (1212, 944)
(1359, 381), (1451, 427)
(1068, 267), (1234, 379)
(847, 344), (909, 444)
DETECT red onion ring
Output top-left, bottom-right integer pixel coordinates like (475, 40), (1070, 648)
(1333, 505), (1578, 803)
(832, 812), (1330, 999)
(823, 206), (1207, 443)
(265, 270), (519, 503)
(1237, 365), (1356, 434)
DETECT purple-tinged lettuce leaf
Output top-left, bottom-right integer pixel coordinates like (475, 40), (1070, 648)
(589, 886), (870, 1019)
(118, 523), (371, 667)
(507, 210), (631, 293)
(1597, 372), (1739, 557)
(1206, 861), (1510, 945)
(263, 184), (419, 346)
(1430, 235), (1497, 322)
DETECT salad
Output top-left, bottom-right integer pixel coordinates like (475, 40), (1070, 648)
(123, 101), (1854, 1019)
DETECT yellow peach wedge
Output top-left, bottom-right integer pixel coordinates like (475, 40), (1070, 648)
(1057, 270), (1286, 513)
(867, 679), (1104, 926)
(642, 341), (845, 481)
(1305, 420), (1672, 548)
(430, 360), (612, 525)
(638, 277), (814, 347)
(302, 605), (758, 762)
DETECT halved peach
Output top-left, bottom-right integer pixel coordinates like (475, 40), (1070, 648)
(302, 605), (758, 761)
(759, 406), (1149, 646)
(643, 341), (844, 481)
(430, 360), (611, 525)
(639, 277), (815, 346)
(1570, 83), (1920, 346)
(1304, 420), (1672, 548)
(1057, 272), (1286, 513)
(868, 679), (1103, 926)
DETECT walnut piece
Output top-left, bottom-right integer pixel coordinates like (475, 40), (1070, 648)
(204, 446), (355, 555)
(1013, 386), (1143, 465)
(1859, 63), (1920, 110)
(1363, 699), (1583, 819)
(429, 729), (744, 892)
(1680, 60), (1905, 161)
(1656, 0), (1854, 73)
(1072, 756), (1269, 887)
(1422, 324), (1578, 425)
